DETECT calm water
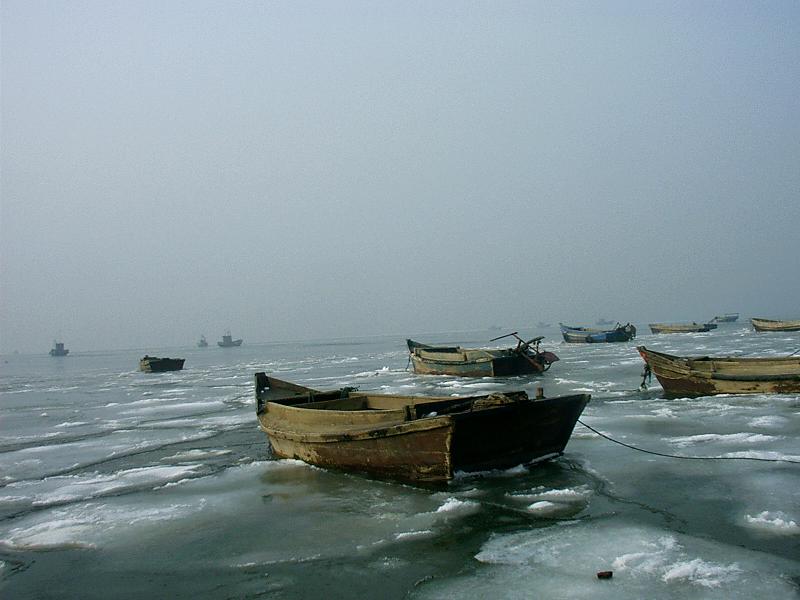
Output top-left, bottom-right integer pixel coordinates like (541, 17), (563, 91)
(1, 325), (798, 599)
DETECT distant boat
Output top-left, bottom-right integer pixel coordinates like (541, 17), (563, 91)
(638, 346), (800, 397)
(139, 356), (185, 372)
(255, 373), (590, 484)
(751, 318), (800, 332)
(537, 321), (551, 328)
(560, 323), (636, 343)
(406, 332), (558, 377)
(197, 335), (208, 348)
(596, 318), (615, 326)
(218, 332), (243, 347)
(49, 341), (69, 356)
(710, 313), (739, 323)
(649, 322), (717, 334)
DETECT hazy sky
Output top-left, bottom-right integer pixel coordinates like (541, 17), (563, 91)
(2, 1), (799, 353)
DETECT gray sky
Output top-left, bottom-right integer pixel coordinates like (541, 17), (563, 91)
(2, 1), (799, 353)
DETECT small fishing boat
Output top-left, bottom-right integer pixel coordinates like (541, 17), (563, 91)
(254, 373), (590, 484)
(710, 313), (739, 323)
(49, 341), (69, 356)
(751, 318), (800, 332)
(637, 346), (800, 397)
(197, 335), (208, 348)
(648, 322), (717, 334)
(218, 331), (243, 347)
(139, 356), (185, 372)
(406, 332), (559, 377)
(560, 323), (636, 343)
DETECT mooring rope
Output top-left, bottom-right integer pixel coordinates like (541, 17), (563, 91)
(577, 419), (800, 464)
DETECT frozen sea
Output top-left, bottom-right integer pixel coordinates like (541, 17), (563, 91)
(1, 323), (798, 599)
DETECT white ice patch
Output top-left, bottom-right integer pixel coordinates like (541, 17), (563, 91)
(0, 500), (203, 551)
(660, 558), (741, 587)
(416, 521), (800, 600)
(160, 449), (232, 462)
(744, 511), (800, 535)
(508, 485), (593, 517)
(747, 416), (789, 429)
(0, 465), (201, 507)
(666, 433), (779, 447)
(435, 498), (480, 517)
(394, 529), (434, 541)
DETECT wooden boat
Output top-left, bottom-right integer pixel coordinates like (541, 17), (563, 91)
(197, 335), (208, 348)
(637, 346), (800, 397)
(406, 333), (559, 377)
(711, 313), (739, 323)
(648, 322), (717, 334)
(560, 323), (636, 343)
(218, 332), (243, 347)
(751, 318), (800, 332)
(49, 341), (69, 356)
(139, 356), (185, 372)
(254, 373), (590, 484)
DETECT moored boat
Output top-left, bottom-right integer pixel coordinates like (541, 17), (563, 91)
(218, 331), (243, 347)
(711, 313), (739, 323)
(406, 332), (559, 377)
(751, 318), (800, 332)
(197, 335), (208, 348)
(139, 356), (185, 372)
(49, 341), (69, 356)
(254, 373), (590, 484)
(637, 346), (800, 397)
(649, 322), (717, 334)
(560, 323), (636, 343)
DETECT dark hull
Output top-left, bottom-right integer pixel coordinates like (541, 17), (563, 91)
(255, 374), (589, 484)
(638, 346), (800, 397)
(649, 323), (717, 334)
(712, 314), (739, 323)
(409, 353), (544, 377)
(218, 340), (243, 347)
(449, 395), (589, 472)
(560, 324), (635, 343)
(139, 357), (185, 372)
(406, 339), (555, 377)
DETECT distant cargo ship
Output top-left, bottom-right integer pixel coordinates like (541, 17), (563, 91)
(218, 332), (243, 347)
(49, 341), (69, 356)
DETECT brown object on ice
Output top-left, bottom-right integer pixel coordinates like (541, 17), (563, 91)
(596, 571), (613, 579)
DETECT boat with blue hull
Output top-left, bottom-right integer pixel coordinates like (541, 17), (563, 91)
(560, 323), (636, 343)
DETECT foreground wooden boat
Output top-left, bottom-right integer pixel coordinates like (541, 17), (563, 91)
(139, 356), (185, 372)
(649, 322), (717, 334)
(637, 346), (800, 397)
(751, 318), (800, 332)
(254, 373), (590, 483)
(406, 333), (559, 377)
(560, 323), (636, 343)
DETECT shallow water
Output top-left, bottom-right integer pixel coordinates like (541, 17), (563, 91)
(1, 324), (798, 598)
